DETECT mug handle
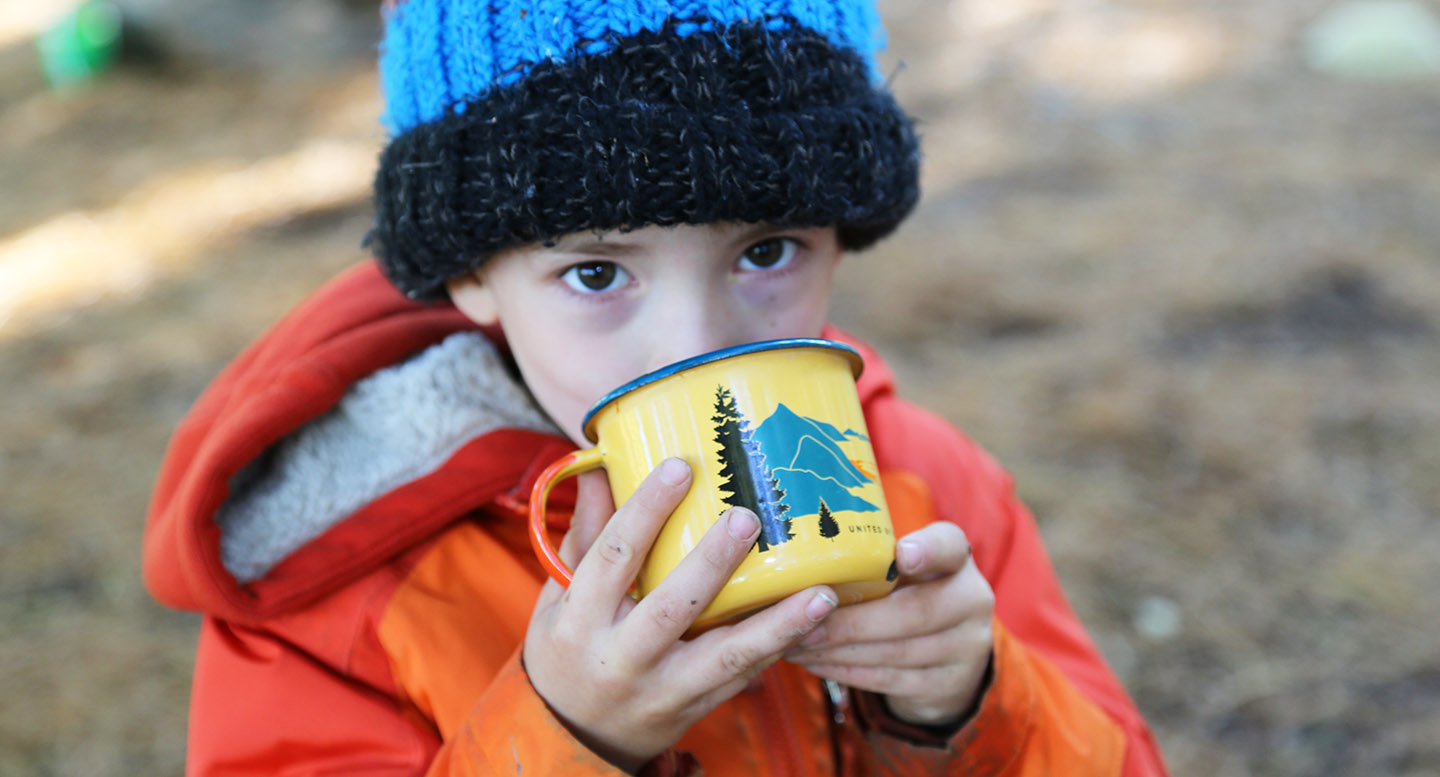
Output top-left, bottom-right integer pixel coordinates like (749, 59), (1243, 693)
(528, 447), (605, 587)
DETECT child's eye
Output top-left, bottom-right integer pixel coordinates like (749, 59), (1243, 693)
(738, 238), (798, 271)
(560, 261), (631, 293)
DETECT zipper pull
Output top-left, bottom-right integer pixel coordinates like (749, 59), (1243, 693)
(823, 679), (848, 724)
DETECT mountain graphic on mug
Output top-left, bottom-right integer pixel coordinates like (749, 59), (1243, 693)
(711, 388), (878, 552)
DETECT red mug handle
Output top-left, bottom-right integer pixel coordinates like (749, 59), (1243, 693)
(528, 447), (605, 587)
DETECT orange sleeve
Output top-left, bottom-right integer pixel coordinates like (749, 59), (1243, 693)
(849, 619), (1124, 776)
(422, 649), (628, 777)
(870, 413), (1170, 777)
(186, 616), (437, 776)
(184, 524), (699, 777)
(378, 522), (696, 777)
(184, 621), (670, 777)
(981, 483), (1168, 777)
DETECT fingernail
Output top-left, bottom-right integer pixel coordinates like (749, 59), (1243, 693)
(727, 508), (760, 540)
(805, 590), (837, 622)
(897, 539), (921, 573)
(659, 457), (690, 486)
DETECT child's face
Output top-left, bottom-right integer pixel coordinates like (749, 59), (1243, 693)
(448, 222), (844, 444)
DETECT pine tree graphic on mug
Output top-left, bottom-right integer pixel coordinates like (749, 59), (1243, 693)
(711, 387), (791, 551)
(817, 499), (840, 539)
(711, 386), (879, 553)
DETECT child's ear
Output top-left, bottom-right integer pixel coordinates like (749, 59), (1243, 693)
(447, 272), (499, 325)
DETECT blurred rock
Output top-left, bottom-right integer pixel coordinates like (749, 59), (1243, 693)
(1303, 0), (1440, 79)
(1132, 595), (1183, 642)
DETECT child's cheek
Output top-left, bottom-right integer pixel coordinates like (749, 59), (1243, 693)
(736, 283), (831, 338)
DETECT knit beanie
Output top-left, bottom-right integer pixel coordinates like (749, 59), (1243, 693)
(371, 0), (921, 301)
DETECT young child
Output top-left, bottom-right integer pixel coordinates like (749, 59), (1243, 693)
(143, 1), (1169, 774)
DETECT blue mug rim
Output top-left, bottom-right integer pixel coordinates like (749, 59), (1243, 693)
(580, 338), (864, 442)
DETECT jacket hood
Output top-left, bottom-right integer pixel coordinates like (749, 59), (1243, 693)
(142, 261), (898, 622)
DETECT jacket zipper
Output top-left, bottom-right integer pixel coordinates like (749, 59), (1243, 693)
(822, 679), (849, 774)
(751, 668), (810, 777)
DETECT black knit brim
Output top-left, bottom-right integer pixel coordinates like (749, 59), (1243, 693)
(372, 19), (921, 301)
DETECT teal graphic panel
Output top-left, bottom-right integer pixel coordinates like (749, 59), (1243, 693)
(751, 403), (879, 519)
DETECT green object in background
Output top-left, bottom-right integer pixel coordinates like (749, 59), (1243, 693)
(36, 1), (124, 89)
(1303, 0), (1440, 79)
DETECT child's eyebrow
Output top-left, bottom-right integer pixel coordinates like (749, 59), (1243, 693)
(728, 223), (787, 247)
(545, 238), (637, 258)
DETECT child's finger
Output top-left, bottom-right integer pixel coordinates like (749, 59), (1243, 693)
(619, 507), (761, 655)
(680, 585), (837, 698)
(786, 626), (963, 668)
(803, 562), (991, 648)
(532, 574), (566, 613)
(565, 458), (692, 620)
(796, 661), (976, 703)
(801, 580), (949, 646)
(557, 470), (614, 569)
(894, 522), (972, 581)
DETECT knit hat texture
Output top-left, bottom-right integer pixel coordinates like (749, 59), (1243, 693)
(372, 0), (921, 300)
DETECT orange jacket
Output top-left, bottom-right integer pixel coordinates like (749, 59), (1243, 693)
(143, 262), (1168, 776)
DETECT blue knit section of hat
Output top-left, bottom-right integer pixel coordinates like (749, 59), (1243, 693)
(379, 0), (886, 134)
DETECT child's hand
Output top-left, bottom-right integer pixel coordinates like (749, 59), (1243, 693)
(784, 522), (995, 727)
(523, 459), (838, 773)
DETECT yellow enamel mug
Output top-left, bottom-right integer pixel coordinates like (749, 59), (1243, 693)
(529, 338), (898, 633)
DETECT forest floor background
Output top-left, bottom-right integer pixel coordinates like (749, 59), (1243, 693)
(2, 1), (1438, 774)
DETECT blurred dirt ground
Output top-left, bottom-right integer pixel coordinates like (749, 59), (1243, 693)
(2, 1), (1439, 775)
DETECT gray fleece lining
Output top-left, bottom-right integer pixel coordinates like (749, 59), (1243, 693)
(216, 332), (560, 583)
